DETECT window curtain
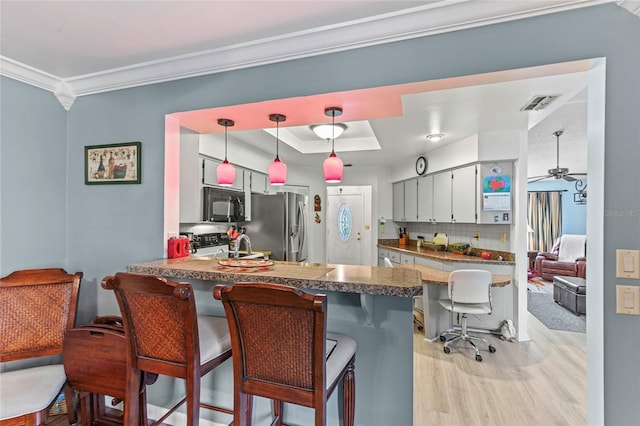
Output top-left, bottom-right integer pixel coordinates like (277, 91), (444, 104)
(527, 191), (562, 252)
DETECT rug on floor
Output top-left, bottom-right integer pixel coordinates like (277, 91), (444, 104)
(527, 292), (586, 333)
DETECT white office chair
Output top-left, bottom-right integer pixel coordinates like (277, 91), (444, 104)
(383, 257), (394, 268)
(438, 269), (496, 362)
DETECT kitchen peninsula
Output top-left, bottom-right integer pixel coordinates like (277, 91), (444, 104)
(129, 258), (422, 426)
(378, 241), (515, 340)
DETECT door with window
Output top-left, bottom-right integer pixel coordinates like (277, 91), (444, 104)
(326, 186), (371, 265)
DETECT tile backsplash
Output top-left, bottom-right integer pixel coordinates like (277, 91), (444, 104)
(402, 222), (511, 252)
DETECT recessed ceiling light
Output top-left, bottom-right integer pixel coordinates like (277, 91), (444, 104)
(426, 133), (444, 142)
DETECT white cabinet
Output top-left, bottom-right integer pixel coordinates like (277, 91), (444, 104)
(432, 171), (452, 223)
(392, 182), (405, 221)
(400, 253), (414, 265)
(431, 165), (477, 224)
(417, 175), (435, 223)
(202, 157), (244, 191)
(378, 248), (389, 267)
(243, 169), (252, 221)
(404, 179), (418, 222)
(179, 134), (202, 223)
(451, 165), (477, 223)
(250, 171), (278, 194)
(392, 179), (418, 222)
(387, 250), (400, 265)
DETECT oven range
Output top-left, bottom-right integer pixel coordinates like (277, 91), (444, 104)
(191, 233), (230, 258)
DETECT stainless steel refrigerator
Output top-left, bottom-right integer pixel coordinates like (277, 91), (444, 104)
(244, 192), (308, 261)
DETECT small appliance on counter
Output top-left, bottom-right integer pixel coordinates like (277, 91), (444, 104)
(168, 236), (190, 259)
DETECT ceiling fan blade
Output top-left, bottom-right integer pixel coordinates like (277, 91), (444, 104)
(563, 175), (577, 182)
(528, 175), (550, 183)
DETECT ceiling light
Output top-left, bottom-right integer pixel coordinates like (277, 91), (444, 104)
(311, 123), (347, 140)
(323, 107), (344, 183)
(426, 133), (444, 142)
(216, 118), (235, 186)
(267, 113), (287, 186)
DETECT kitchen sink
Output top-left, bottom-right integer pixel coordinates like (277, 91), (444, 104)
(234, 252), (265, 259)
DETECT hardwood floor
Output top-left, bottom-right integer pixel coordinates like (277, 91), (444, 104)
(48, 312), (586, 426)
(414, 314), (587, 426)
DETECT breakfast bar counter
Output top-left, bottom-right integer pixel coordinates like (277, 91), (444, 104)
(129, 257), (423, 296)
(128, 257), (421, 426)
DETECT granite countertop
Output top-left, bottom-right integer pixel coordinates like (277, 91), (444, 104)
(378, 241), (516, 265)
(129, 257), (424, 297)
(399, 264), (511, 287)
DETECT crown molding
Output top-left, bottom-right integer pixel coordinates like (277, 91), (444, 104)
(0, 0), (615, 110)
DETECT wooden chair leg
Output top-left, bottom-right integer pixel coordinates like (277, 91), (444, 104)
(236, 392), (252, 426)
(124, 368), (142, 425)
(273, 400), (283, 425)
(186, 376), (200, 426)
(64, 384), (77, 425)
(343, 359), (356, 426)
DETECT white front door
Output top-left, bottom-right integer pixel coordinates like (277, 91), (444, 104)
(326, 186), (371, 265)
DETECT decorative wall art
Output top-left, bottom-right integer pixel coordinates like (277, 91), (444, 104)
(85, 142), (141, 185)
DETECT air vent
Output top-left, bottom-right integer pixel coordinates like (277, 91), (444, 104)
(520, 95), (560, 111)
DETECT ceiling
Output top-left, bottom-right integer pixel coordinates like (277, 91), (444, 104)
(2, 0), (639, 178)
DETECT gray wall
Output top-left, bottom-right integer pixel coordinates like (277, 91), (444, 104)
(2, 4), (639, 424)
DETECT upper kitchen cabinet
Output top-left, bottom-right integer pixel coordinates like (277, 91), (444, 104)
(451, 164), (477, 223)
(250, 171), (278, 194)
(417, 175), (435, 223)
(179, 132), (202, 223)
(432, 165), (477, 223)
(202, 157), (244, 191)
(392, 179), (418, 222)
(432, 171), (452, 223)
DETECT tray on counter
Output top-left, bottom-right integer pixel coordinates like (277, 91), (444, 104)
(218, 259), (274, 268)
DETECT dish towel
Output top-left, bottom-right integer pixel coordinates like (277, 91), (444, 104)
(558, 234), (586, 261)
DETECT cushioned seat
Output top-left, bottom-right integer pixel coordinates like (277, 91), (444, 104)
(535, 235), (587, 281)
(0, 365), (67, 420)
(553, 275), (587, 315)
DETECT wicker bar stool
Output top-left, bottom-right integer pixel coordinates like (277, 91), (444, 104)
(213, 282), (356, 426)
(102, 272), (233, 426)
(0, 268), (82, 426)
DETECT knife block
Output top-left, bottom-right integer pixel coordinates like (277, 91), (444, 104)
(399, 235), (409, 245)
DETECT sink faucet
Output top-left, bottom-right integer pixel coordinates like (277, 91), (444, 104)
(233, 234), (252, 258)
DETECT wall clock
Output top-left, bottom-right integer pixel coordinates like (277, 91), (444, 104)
(415, 156), (428, 175)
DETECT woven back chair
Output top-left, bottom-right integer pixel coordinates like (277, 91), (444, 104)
(102, 272), (232, 426)
(213, 282), (356, 426)
(0, 268), (82, 426)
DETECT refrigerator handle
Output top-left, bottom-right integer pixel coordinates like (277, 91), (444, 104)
(297, 200), (306, 257)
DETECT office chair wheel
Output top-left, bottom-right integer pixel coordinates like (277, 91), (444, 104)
(489, 345), (496, 353)
(439, 335), (447, 342)
(443, 346), (451, 354)
(417, 325), (423, 331)
(475, 354), (483, 362)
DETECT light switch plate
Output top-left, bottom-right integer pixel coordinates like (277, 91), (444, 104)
(616, 285), (640, 315)
(616, 249), (640, 279)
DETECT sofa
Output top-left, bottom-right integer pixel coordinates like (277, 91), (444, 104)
(535, 234), (587, 281)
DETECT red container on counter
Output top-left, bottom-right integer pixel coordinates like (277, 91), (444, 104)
(168, 237), (190, 258)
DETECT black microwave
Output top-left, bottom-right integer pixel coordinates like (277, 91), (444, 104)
(203, 187), (245, 222)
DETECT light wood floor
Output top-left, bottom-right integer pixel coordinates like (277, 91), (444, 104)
(414, 313), (587, 426)
(48, 311), (586, 426)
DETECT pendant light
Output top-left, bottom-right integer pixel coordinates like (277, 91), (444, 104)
(267, 113), (287, 185)
(323, 107), (344, 183)
(216, 118), (236, 186)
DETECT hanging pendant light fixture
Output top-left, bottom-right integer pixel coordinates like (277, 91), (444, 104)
(216, 118), (236, 186)
(323, 107), (344, 183)
(268, 113), (287, 185)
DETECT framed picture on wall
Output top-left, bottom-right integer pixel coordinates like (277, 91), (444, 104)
(85, 142), (141, 185)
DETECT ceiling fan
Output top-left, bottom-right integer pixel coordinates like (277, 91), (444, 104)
(528, 130), (586, 183)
